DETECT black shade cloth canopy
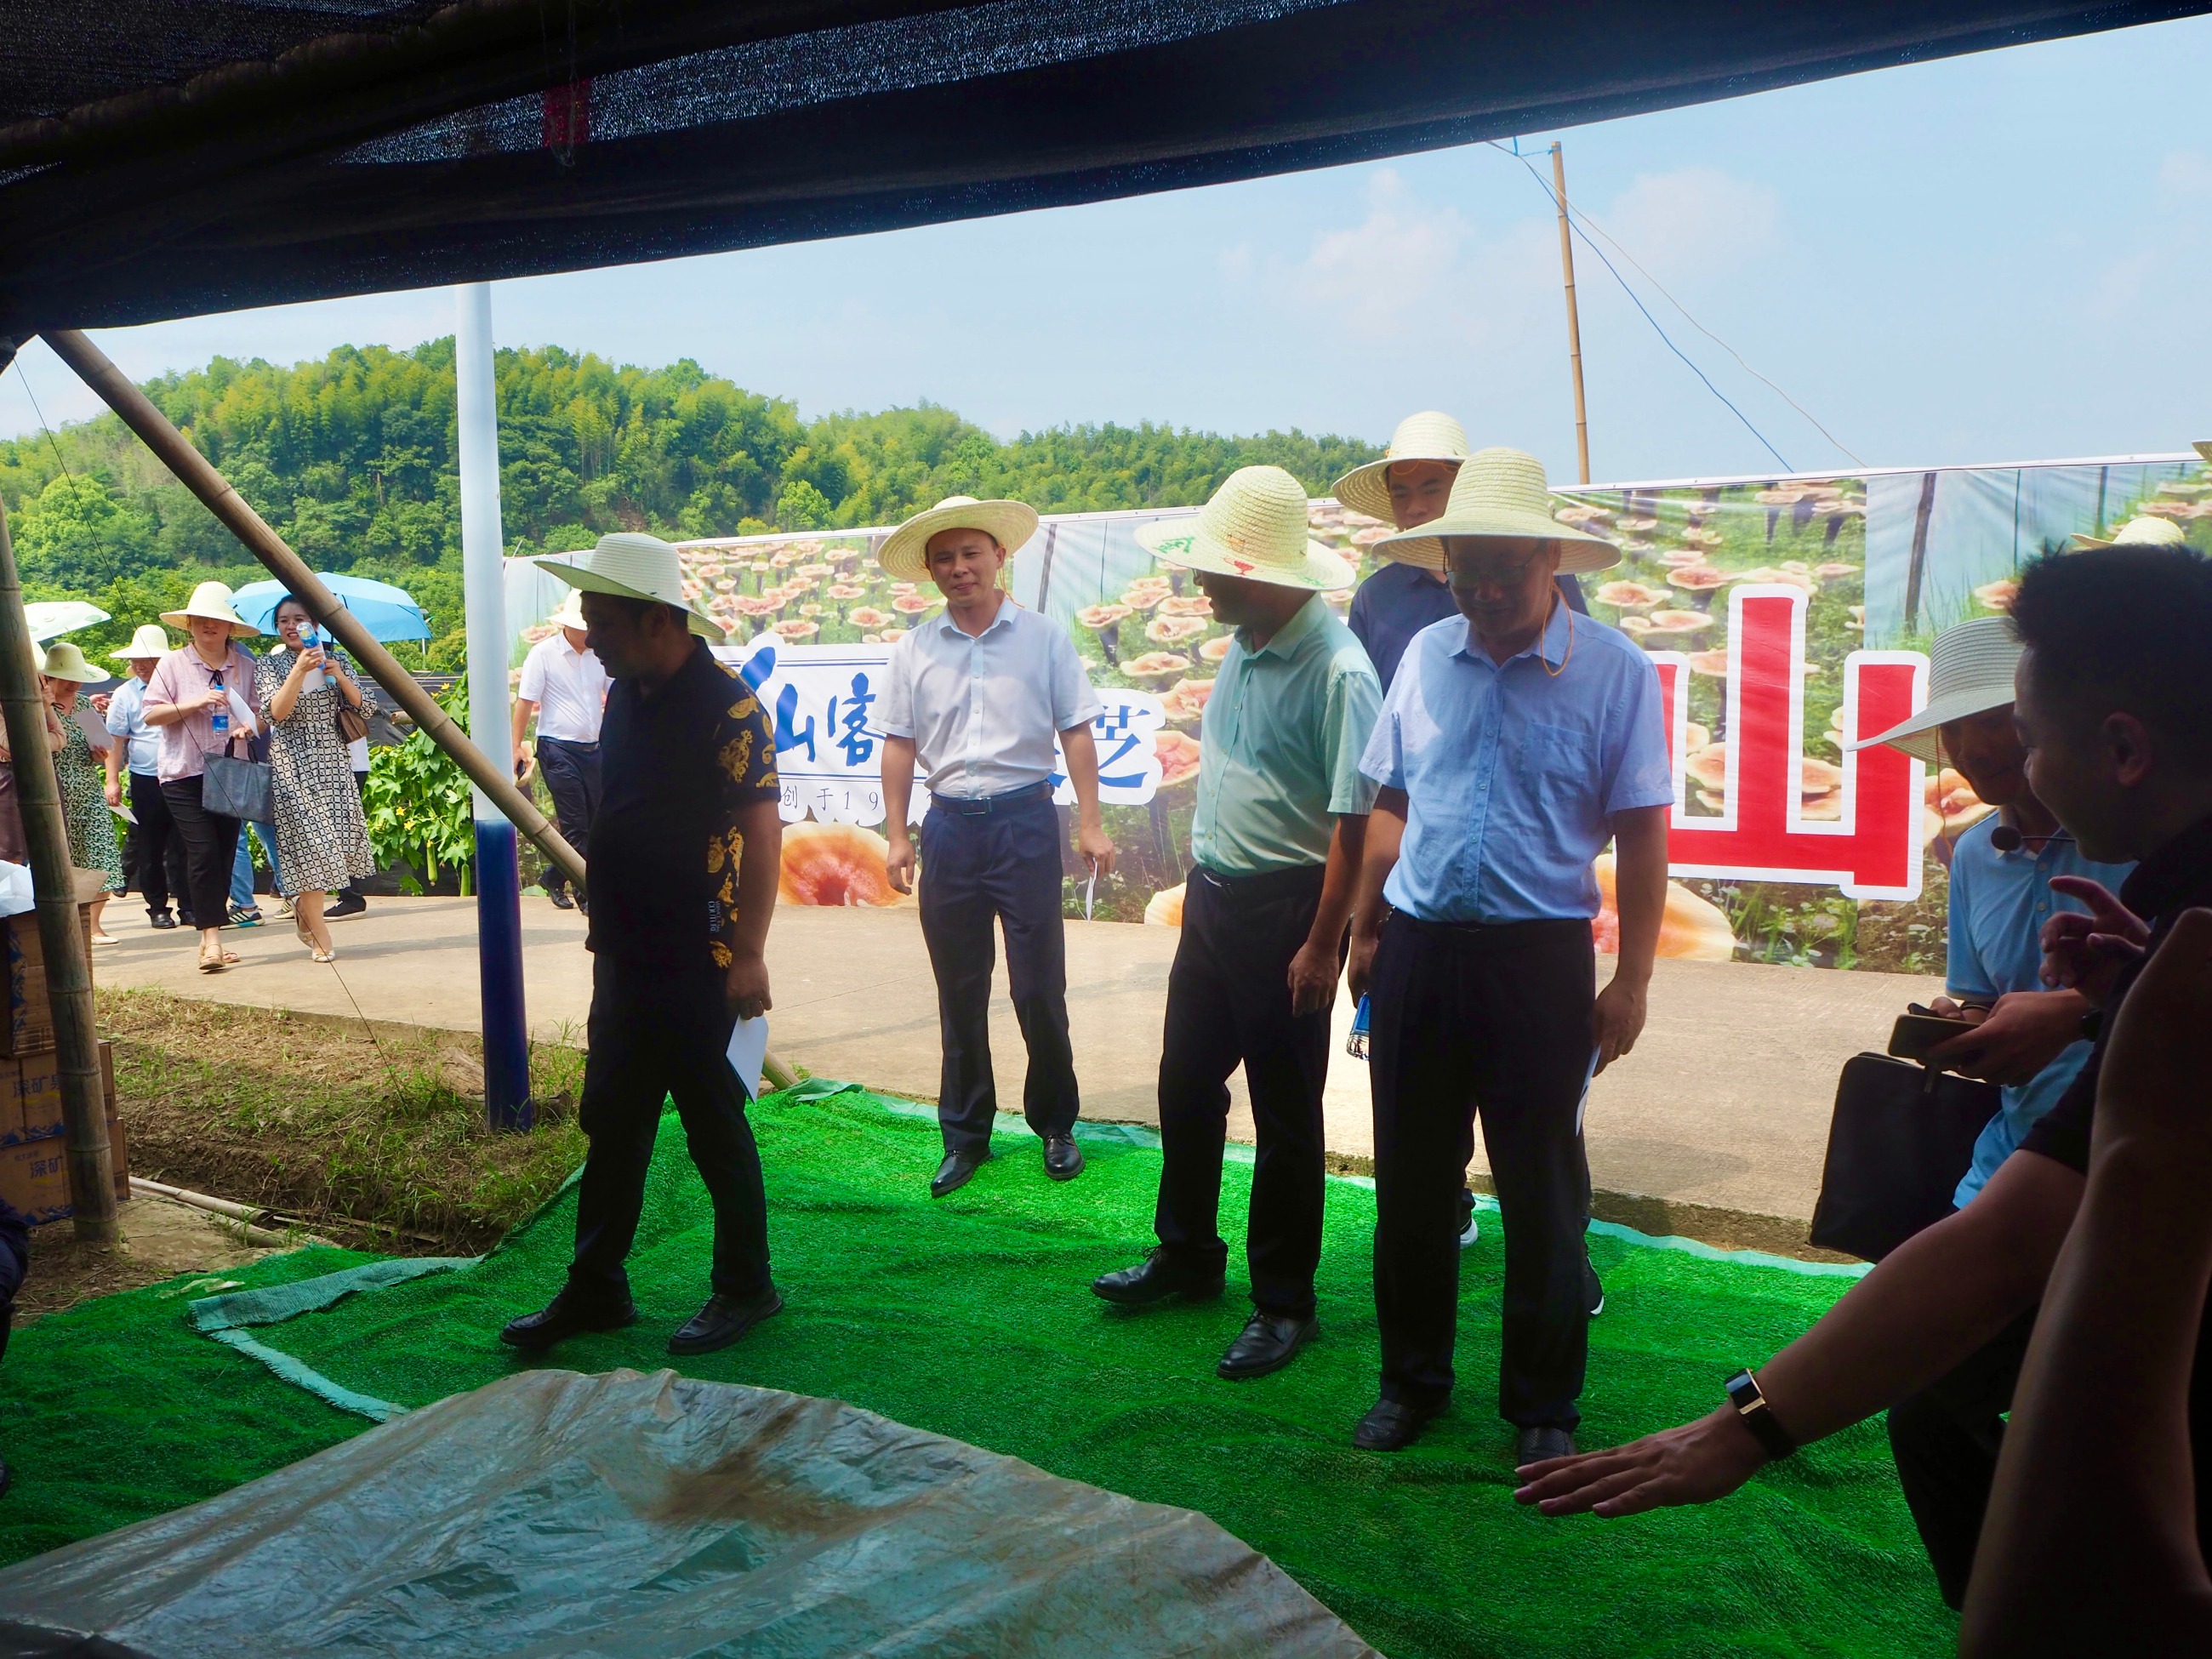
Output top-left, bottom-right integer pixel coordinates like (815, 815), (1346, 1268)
(0, 0), (2201, 336)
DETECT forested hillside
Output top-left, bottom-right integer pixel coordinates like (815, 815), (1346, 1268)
(0, 341), (1380, 664)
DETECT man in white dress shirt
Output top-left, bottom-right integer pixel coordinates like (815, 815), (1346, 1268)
(876, 496), (1114, 1199)
(514, 591), (611, 912)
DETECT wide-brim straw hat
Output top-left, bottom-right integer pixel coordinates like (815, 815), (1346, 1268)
(877, 496), (1039, 583)
(2069, 513), (2189, 551)
(159, 580), (254, 636)
(111, 623), (172, 661)
(548, 590), (587, 630)
(1371, 447), (1622, 575)
(1331, 411), (1470, 523)
(39, 641), (104, 684)
(1849, 616), (2019, 766)
(1136, 465), (1351, 591)
(535, 533), (726, 641)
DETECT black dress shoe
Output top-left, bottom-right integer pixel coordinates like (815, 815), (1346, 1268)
(930, 1149), (989, 1198)
(327, 892), (367, 919)
(547, 887), (575, 910)
(499, 1291), (638, 1351)
(1217, 1311), (1316, 1379)
(668, 1286), (784, 1356)
(1354, 1397), (1443, 1451)
(1516, 1424), (1578, 1466)
(1043, 1134), (1084, 1181)
(1585, 1252), (1605, 1319)
(148, 909), (178, 930)
(1091, 1250), (1224, 1306)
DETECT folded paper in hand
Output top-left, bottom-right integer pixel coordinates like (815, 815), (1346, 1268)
(727, 1016), (767, 1101)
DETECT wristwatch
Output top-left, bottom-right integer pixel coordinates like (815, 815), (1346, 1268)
(1724, 1369), (1796, 1461)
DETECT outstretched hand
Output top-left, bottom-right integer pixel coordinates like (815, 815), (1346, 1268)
(1514, 1408), (1768, 1519)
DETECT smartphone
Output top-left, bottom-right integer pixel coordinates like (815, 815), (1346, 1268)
(1888, 1012), (1975, 1063)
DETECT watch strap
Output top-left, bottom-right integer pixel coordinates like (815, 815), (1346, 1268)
(1725, 1368), (1796, 1461)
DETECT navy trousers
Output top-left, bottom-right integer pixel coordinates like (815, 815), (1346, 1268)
(917, 785), (1080, 1154)
(536, 737), (601, 899)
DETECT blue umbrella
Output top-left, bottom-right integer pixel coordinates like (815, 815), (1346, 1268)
(232, 575), (430, 642)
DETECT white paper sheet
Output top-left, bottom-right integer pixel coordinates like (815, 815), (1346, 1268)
(726, 1016), (768, 1101)
(225, 687), (260, 736)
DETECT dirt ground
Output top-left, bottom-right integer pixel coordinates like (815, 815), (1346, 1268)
(16, 1193), (298, 1323)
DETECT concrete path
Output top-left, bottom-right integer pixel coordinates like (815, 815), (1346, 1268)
(97, 897), (1941, 1251)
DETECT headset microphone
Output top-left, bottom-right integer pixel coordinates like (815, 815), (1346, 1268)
(1989, 824), (2021, 852)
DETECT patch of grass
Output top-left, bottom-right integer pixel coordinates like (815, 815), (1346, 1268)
(98, 989), (588, 1252)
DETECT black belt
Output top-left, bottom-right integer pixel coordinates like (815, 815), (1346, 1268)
(1390, 912), (1589, 944)
(1192, 861), (1325, 900)
(538, 736), (600, 752)
(931, 781), (1052, 816)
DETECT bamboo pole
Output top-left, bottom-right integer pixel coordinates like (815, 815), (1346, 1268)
(1550, 141), (1592, 487)
(0, 412), (117, 1239)
(41, 329), (799, 1093)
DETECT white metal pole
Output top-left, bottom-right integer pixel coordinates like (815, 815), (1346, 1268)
(455, 282), (531, 1131)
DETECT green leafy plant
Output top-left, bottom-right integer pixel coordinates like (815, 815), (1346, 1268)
(363, 676), (476, 893)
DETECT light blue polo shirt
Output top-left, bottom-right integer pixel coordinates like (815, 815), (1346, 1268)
(1944, 814), (2133, 1207)
(103, 675), (162, 777)
(1360, 601), (1673, 922)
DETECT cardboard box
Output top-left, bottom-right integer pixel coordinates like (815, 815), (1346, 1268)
(0, 874), (106, 1058)
(0, 1048), (60, 1146)
(0, 1117), (130, 1227)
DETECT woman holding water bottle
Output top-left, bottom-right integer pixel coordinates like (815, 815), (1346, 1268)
(144, 582), (261, 973)
(259, 596), (376, 963)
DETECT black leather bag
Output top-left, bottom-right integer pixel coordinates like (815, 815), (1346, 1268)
(1809, 1053), (2002, 1263)
(201, 738), (273, 824)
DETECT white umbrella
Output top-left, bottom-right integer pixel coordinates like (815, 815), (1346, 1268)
(25, 601), (110, 644)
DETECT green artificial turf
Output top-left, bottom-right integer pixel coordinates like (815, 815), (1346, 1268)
(1, 1089), (1953, 1656)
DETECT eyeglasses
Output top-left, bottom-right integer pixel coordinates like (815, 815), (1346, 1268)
(1445, 551), (1547, 590)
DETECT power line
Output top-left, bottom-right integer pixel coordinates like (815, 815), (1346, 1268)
(1488, 141), (1814, 476)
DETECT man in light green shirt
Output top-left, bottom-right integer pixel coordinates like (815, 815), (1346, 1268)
(1093, 465), (1380, 1384)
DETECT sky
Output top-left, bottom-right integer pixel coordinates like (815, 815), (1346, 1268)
(3, 14), (2209, 487)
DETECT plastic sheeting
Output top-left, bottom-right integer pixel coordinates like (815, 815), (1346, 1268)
(0, 1367), (1375, 1658)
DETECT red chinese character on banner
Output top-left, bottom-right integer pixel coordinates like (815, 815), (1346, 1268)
(1650, 585), (1927, 901)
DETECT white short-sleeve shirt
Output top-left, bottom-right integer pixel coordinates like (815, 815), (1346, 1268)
(517, 631), (610, 744)
(875, 601), (1103, 799)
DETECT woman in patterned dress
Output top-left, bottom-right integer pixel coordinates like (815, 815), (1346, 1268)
(258, 596), (376, 962)
(40, 641), (123, 944)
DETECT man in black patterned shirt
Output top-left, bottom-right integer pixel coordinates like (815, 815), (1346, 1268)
(502, 534), (785, 1360)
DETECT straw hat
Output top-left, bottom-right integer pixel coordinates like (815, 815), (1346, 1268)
(159, 580), (254, 636)
(110, 623), (171, 661)
(877, 496), (1039, 583)
(1371, 448), (1622, 575)
(38, 641), (104, 684)
(1849, 616), (2018, 766)
(549, 590), (587, 630)
(1136, 466), (1351, 591)
(534, 533), (727, 641)
(1331, 412), (1471, 522)
(2069, 514), (2188, 551)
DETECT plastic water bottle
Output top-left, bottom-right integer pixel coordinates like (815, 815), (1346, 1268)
(1345, 993), (1371, 1061)
(305, 627), (338, 689)
(209, 690), (228, 738)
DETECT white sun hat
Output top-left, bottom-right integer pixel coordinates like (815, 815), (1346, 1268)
(1330, 411), (1470, 522)
(38, 641), (105, 684)
(877, 496), (1040, 583)
(1136, 465), (1353, 591)
(535, 533), (727, 641)
(548, 590), (587, 630)
(2069, 514), (2189, 552)
(1371, 447), (1621, 575)
(111, 623), (173, 661)
(1849, 616), (2019, 765)
(159, 580), (254, 636)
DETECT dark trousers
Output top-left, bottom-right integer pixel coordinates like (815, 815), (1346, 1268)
(567, 961), (771, 1305)
(917, 787), (1079, 1153)
(1154, 862), (1331, 1320)
(160, 777), (242, 930)
(536, 738), (601, 898)
(1886, 1310), (2037, 1610)
(123, 771), (188, 918)
(1371, 914), (1595, 1427)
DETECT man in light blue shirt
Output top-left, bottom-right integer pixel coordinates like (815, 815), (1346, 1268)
(1346, 448), (1673, 1462)
(101, 625), (190, 928)
(1093, 465), (1380, 1387)
(1850, 617), (2132, 1209)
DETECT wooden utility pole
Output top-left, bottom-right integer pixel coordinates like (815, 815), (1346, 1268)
(0, 342), (117, 1240)
(1551, 141), (1592, 486)
(40, 329), (801, 1092)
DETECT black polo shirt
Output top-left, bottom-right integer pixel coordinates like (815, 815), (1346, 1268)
(586, 639), (778, 972)
(2018, 812), (2212, 1550)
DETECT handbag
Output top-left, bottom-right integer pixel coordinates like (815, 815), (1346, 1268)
(334, 702), (370, 744)
(1808, 1053), (2002, 1263)
(201, 735), (273, 824)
